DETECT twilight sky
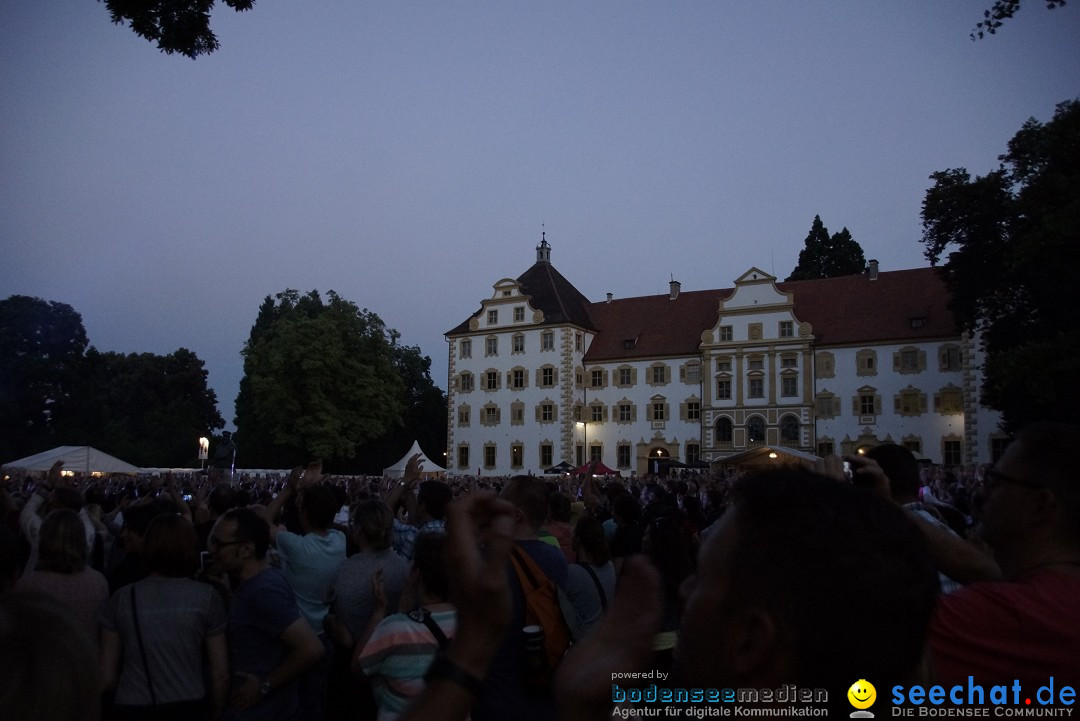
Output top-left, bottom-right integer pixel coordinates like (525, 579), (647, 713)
(2, 1), (1078, 430)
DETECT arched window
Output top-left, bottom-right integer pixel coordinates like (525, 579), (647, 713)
(716, 417), (733, 444)
(780, 415), (800, 446)
(747, 416), (766, 444)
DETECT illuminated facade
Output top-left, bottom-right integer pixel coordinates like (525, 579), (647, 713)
(444, 240), (1003, 476)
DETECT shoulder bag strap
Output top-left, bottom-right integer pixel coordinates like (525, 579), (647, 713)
(130, 584), (157, 706)
(415, 608), (451, 650)
(577, 562), (608, 611)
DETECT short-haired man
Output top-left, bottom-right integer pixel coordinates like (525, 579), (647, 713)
(211, 507), (324, 721)
(930, 422), (1080, 684)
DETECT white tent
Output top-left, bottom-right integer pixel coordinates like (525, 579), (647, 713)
(1, 445), (141, 475)
(383, 440), (446, 478)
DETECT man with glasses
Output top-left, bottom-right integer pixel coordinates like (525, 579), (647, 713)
(930, 422), (1080, 684)
(210, 507), (324, 721)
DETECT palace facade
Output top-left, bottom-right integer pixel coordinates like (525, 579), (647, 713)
(444, 239), (1004, 477)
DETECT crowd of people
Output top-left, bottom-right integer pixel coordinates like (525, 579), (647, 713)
(1, 421), (1078, 720)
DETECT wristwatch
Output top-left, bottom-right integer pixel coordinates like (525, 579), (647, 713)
(259, 680), (272, 697)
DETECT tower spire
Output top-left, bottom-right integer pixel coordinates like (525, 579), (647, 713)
(536, 224), (551, 263)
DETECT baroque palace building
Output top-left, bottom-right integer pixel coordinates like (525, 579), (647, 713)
(444, 238), (1005, 477)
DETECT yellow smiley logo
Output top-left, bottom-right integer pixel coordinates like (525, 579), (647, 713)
(847, 679), (876, 710)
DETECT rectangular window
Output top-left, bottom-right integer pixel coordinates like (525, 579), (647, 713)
(511, 444), (523, 468)
(943, 440), (962, 466)
(484, 446), (496, 468)
(512, 335), (524, 353)
(460, 340), (471, 358)
(687, 402), (700, 420)
(511, 369), (525, 389)
(542, 331), (554, 351)
(511, 405), (524, 424)
(719, 326), (733, 342)
(747, 357), (764, 371)
(716, 357), (732, 372)
(652, 402), (666, 421)
(816, 396), (834, 417)
(589, 445), (603, 463)
(541, 403), (554, 422)
(941, 346), (962, 371)
(618, 403), (632, 422)
(457, 407), (470, 425)
(860, 394), (876, 416)
(458, 446), (469, 468)
(652, 366), (666, 384)
(486, 371), (498, 390)
(485, 338), (498, 356)
(484, 407), (498, 425)
(540, 444), (553, 468)
(619, 368), (632, 386)
(460, 373), (474, 392)
(684, 364), (701, 383)
(903, 439), (922, 455)
(541, 367), (555, 386)
(779, 321), (794, 338)
(487, 310), (498, 325)
(575, 333), (583, 351)
(591, 405), (603, 423)
(748, 378), (764, 398)
(900, 350), (919, 371)
(716, 379), (731, 399)
(513, 307), (525, 323)
(817, 441), (834, 456)
(781, 376), (798, 397)
(780, 355), (797, 369)
(617, 445), (631, 468)
(591, 370), (604, 388)
(686, 444), (700, 464)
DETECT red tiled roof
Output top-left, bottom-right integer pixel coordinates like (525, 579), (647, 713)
(583, 267), (957, 361)
(449, 264), (958, 356)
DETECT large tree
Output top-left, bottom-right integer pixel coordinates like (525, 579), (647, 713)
(0, 296), (89, 461)
(786, 215), (867, 281)
(921, 98), (1080, 431)
(234, 289), (410, 469)
(71, 348), (224, 467)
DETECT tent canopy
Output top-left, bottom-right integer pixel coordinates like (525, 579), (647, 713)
(383, 440), (446, 478)
(2, 446), (140, 475)
(710, 445), (820, 470)
(543, 461), (575, 475)
(572, 461), (621, 477)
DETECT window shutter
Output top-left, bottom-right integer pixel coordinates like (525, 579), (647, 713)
(918, 351), (927, 371)
(534, 405), (541, 421)
(680, 402), (687, 420)
(874, 396), (882, 415)
(894, 396), (901, 413)
(852, 396), (860, 415)
(893, 353), (900, 371)
(631, 405), (638, 422)
(919, 394), (928, 413)
(832, 398), (841, 417)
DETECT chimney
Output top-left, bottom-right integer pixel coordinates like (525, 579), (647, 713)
(669, 279), (681, 300)
(867, 259), (879, 281)
(606, 292), (613, 303)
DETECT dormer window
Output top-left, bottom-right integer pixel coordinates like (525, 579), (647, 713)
(910, 317), (925, 329)
(623, 339), (636, 349)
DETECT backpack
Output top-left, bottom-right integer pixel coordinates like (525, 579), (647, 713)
(510, 546), (583, 680)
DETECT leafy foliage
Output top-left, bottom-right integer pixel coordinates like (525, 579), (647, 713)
(0, 297), (89, 461)
(0, 295), (223, 464)
(72, 348), (224, 466)
(921, 99), (1080, 430)
(99, 0), (255, 59)
(235, 290), (433, 469)
(786, 215), (867, 281)
(972, 1), (1068, 39)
